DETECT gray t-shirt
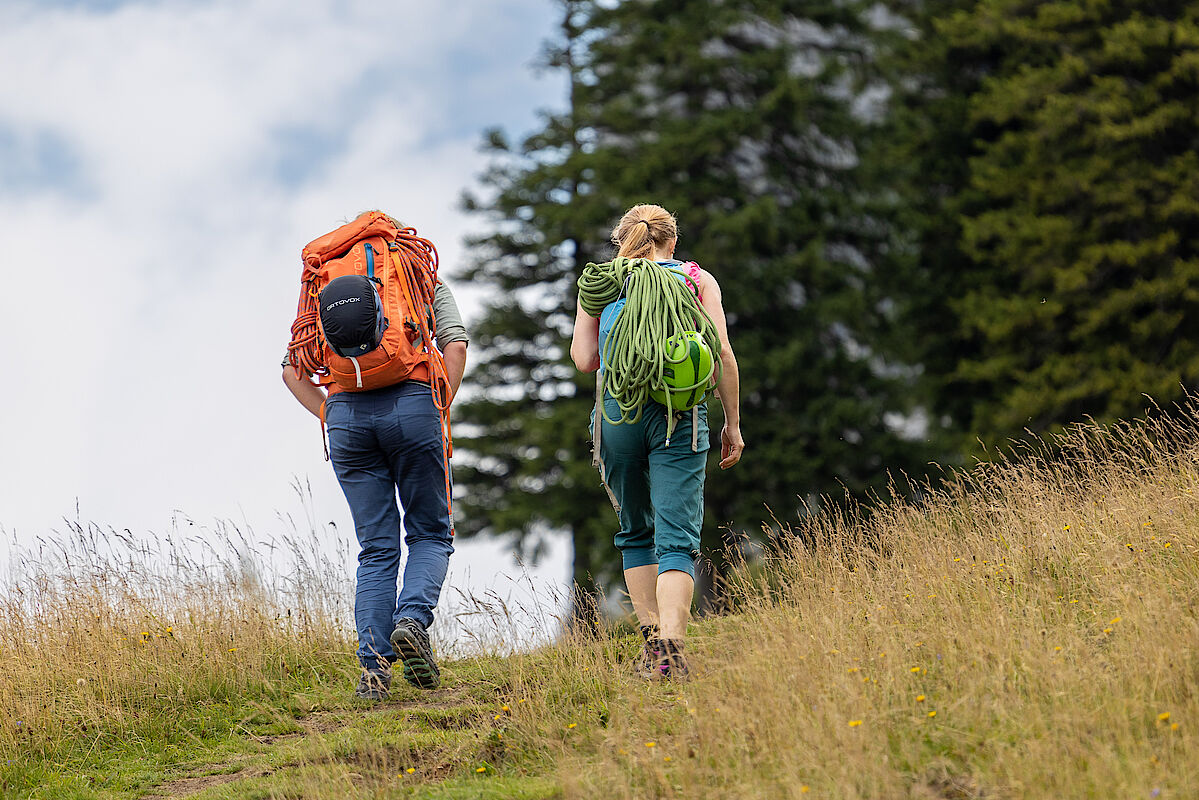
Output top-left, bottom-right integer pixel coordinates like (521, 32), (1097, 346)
(431, 282), (469, 350)
(283, 281), (469, 368)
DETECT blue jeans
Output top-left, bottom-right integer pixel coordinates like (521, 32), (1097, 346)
(324, 381), (454, 671)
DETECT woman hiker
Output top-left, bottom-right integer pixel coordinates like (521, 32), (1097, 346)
(570, 203), (744, 678)
(283, 211), (468, 700)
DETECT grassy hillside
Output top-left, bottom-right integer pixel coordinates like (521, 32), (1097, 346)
(4, 409), (1199, 799)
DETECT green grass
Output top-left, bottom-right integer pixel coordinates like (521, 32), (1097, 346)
(7, 411), (1199, 797)
(3, 655), (560, 800)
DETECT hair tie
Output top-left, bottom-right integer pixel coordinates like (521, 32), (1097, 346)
(639, 220), (651, 230)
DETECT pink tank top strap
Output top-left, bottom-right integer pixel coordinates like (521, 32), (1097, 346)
(682, 261), (703, 302)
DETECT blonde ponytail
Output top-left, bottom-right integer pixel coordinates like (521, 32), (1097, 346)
(612, 204), (678, 259)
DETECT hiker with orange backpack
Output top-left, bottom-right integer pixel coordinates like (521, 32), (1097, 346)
(283, 211), (468, 700)
(571, 203), (743, 679)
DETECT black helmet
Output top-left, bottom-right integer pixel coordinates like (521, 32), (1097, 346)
(318, 275), (388, 357)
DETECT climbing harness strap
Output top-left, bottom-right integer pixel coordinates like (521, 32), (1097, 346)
(592, 370), (621, 513)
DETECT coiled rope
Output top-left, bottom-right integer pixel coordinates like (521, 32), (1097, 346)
(577, 257), (722, 427)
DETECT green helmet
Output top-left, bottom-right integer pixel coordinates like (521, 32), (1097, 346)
(649, 330), (715, 412)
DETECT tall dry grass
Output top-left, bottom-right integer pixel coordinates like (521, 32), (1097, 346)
(6, 404), (1199, 799)
(486, 406), (1199, 798)
(0, 511), (355, 762)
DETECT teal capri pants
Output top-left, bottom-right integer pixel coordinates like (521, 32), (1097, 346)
(593, 395), (709, 577)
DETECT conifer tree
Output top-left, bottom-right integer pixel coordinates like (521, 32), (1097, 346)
(937, 1), (1199, 443)
(453, 1), (617, 620)
(453, 0), (936, 611)
(872, 0), (986, 451)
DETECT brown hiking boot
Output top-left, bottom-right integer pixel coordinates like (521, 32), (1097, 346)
(656, 638), (690, 681)
(634, 625), (661, 679)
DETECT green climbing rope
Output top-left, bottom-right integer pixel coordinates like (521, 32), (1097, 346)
(577, 256), (723, 427)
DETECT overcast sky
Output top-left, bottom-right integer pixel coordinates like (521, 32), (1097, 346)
(0, 0), (571, 643)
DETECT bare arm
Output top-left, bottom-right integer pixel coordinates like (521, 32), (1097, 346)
(699, 273), (743, 469)
(442, 341), (468, 401)
(570, 298), (601, 373)
(282, 367), (327, 420)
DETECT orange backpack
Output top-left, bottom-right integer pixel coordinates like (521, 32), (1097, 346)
(287, 211), (452, 416)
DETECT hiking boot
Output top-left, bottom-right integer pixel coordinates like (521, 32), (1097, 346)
(390, 618), (441, 689)
(354, 670), (391, 701)
(657, 638), (690, 681)
(635, 625), (661, 680)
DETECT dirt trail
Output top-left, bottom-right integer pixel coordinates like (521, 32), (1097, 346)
(143, 764), (271, 799)
(144, 687), (486, 798)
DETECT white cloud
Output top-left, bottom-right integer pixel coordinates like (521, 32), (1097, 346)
(0, 0), (571, 631)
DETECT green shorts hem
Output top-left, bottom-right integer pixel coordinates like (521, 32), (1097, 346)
(658, 552), (695, 578)
(621, 547), (658, 571)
